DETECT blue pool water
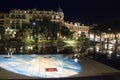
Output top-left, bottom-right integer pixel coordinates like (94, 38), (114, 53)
(0, 54), (82, 78)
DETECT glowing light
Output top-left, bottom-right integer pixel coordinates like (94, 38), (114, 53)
(105, 44), (107, 49)
(89, 47), (93, 50)
(78, 31), (81, 34)
(74, 54), (77, 57)
(24, 11), (26, 13)
(108, 50), (112, 54)
(90, 34), (94, 40)
(74, 23), (78, 26)
(96, 46), (99, 52)
(27, 46), (33, 50)
(74, 58), (78, 63)
(108, 28), (111, 31)
(33, 22), (36, 26)
(116, 54), (120, 57)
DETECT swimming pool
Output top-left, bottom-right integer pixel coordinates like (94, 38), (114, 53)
(0, 54), (82, 78)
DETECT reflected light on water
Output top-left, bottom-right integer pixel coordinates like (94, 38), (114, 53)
(116, 54), (120, 57)
(74, 58), (79, 63)
(108, 50), (113, 54)
(96, 46), (99, 52)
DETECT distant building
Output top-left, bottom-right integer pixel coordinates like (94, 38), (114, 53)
(0, 8), (89, 39)
(0, 13), (9, 28)
(64, 22), (89, 39)
(9, 8), (64, 29)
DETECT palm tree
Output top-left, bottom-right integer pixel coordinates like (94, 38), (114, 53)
(98, 20), (120, 53)
(105, 20), (120, 53)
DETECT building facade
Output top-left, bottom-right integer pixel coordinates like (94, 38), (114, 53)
(64, 22), (89, 39)
(9, 8), (64, 29)
(0, 8), (89, 39)
(0, 13), (9, 28)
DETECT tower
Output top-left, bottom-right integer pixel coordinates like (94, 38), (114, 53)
(58, 5), (64, 20)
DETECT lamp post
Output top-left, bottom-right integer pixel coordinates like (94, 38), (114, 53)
(32, 22), (36, 40)
(107, 28), (111, 52)
(107, 28), (111, 43)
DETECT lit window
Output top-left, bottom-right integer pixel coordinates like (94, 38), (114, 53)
(24, 11), (26, 13)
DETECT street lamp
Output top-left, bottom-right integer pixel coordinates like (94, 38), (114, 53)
(106, 28), (111, 53)
(108, 28), (111, 31)
(78, 31), (81, 37)
(31, 22), (36, 40)
(107, 28), (111, 42)
(33, 22), (36, 26)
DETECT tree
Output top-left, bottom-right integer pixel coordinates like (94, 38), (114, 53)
(29, 17), (73, 41)
(0, 26), (5, 42)
(60, 26), (74, 39)
(94, 20), (120, 53)
(103, 20), (120, 53)
(90, 24), (103, 42)
(38, 17), (51, 40)
(78, 33), (91, 53)
(16, 23), (31, 42)
(38, 17), (61, 40)
(50, 22), (60, 40)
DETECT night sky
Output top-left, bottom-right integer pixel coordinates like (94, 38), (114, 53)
(0, 0), (120, 24)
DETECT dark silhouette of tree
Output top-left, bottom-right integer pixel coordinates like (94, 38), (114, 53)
(0, 26), (5, 42)
(50, 22), (60, 40)
(60, 26), (74, 39)
(103, 20), (120, 53)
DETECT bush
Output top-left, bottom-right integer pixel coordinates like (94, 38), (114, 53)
(57, 40), (66, 46)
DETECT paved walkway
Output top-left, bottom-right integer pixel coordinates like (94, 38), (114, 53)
(73, 57), (120, 77)
(0, 57), (120, 79)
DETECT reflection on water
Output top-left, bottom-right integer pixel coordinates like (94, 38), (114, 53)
(87, 42), (120, 59)
(87, 43), (120, 70)
(0, 43), (120, 59)
(0, 44), (76, 55)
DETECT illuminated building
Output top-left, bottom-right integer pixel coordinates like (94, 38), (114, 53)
(64, 22), (89, 39)
(0, 8), (90, 39)
(0, 13), (10, 28)
(9, 8), (64, 29)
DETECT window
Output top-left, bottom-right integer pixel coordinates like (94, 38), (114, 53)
(11, 15), (15, 18)
(22, 15), (26, 19)
(16, 20), (20, 23)
(0, 20), (4, 25)
(0, 15), (4, 19)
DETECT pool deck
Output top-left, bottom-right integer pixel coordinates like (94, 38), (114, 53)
(0, 57), (120, 80)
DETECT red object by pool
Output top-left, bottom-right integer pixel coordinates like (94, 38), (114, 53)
(46, 68), (57, 72)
